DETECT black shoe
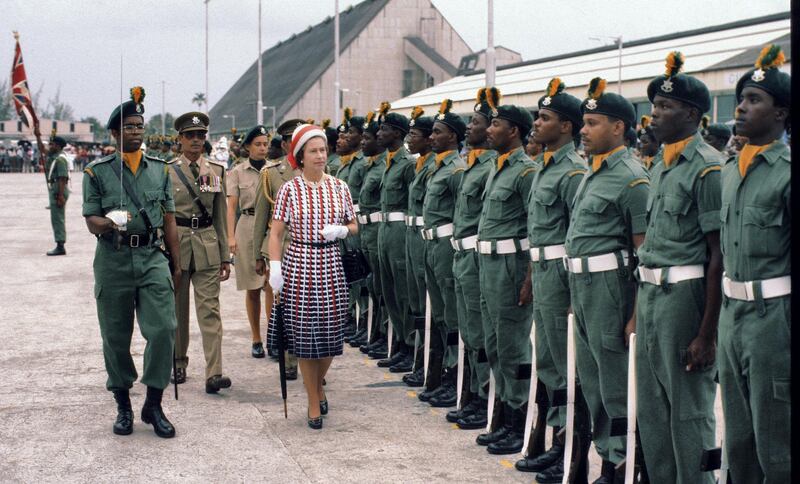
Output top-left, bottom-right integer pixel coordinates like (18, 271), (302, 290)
(141, 387), (175, 438)
(345, 327), (366, 343)
(112, 390), (133, 436)
(320, 399), (328, 415)
(46, 242), (66, 256)
(349, 332), (368, 347)
(487, 405), (526, 454)
(592, 460), (617, 484)
(285, 367), (298, 380)
(447, 397), (479, 423)
(389, 354), (413, 373)
(417, 384), (447, 402)
(171, 367), (186, 384)
(368, 344), (388, 359)
(267, 347), (280, 359)
(533, 460), (565, 483)
(403, 368), (425, 387)
(205, 375), (232, 394)
(476, 425), (509, 446)
(377, 349), (405, 368)
(360, 338), (384, 354)
(515, 441), (564, 473)
(457, 405), (488, 429)
(307, 411), (323, 430)
(251, 342), (265, 358)
(429, 385), (457, 408)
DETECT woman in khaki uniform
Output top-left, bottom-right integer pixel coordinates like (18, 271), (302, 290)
(227, 126), (270, 358)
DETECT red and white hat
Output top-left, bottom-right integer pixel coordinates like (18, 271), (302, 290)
(287, 124), (326, 169)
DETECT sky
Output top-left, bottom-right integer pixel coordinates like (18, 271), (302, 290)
(2, 0), (790, 123)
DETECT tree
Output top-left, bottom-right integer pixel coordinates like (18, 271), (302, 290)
(44, 86), (75, 121)
(192, 93), (206, 110)
(0, 80), (13, 120)
(81, 116), (108, 143)
(145, 113), (177, 136)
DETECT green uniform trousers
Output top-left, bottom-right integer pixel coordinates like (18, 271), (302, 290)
(424, 237), (459, 367)
(405, 227), (426, 346)
(48, 188), (69, 243)
(569, 269), (634, 464)
(93, 241), (176, 391)
(453, 249), (490, 398)
(175, 255), (223, 379)
(531, 259), (571, 428)
(718, 295), (790, 483)
(478, 251), (533, 409)
(360, 223), (385, 338)
(344, 235), (368, 327)
(378, 221), (411, 344)
(636, 280), (715, 484)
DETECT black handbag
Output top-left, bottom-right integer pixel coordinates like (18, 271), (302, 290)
(341, 247), (370, 284)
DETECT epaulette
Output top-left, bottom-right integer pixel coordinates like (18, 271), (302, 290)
(92, 153), (117, 166)
(166, 158), (178, 164)
(628, 178), (649, 188)
(520, 167), (537, 178)
(83, 167), (94, 177)
(453, 167), (465, 174)
(567, 169), (586, 177)
(207, 158), (227, 168)
(264, 160), (282, 170)
(699, 165), (721, 178)
(144, 153), (165, 163)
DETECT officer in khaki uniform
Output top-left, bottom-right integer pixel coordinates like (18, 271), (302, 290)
(45, 135), (70, 255)
(83, 89), (180, 438)
(401, 107), (434, 386)
(635, 53), (723, 484)
(565, 78), (649, 483)
(253, 118), (304, 378)
(169, 111), (232, 394)
(515, 79), (592, 483)
(718, 44), (790, 483)
(475, 102), (536, 455)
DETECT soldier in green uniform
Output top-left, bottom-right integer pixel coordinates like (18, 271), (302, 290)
(449, 89), (497, 429)
(45, 135), (70, 256)
(322, 119), (341, 175)
(83, 87), (180, 438)
(475, 101), (536, 455)
(637, 115), (659, 171)
(635, 52), (723, 484)
(253, 118), (304, 378)
(355, 110), (389, 358)
(147, 135), (161, 158)
(401, 106), (434, 386)
(169, 111), (233, 394)
(515, 78), (592, 482)
(718, 44), (790, 483)
(564, 77), (649, 483)
(700, 115), (732, 153)
(375, 104), (415, 371)
(160, 137), (174, 162)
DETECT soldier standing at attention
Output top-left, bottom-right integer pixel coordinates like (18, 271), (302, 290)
(449, 89), (497, 429)
(160, 138), (174, 162)
(718, 44), (790, 483)
(83, 87), (180, 438)
(637, 115), (660, 171)
(322, 119), (340, 175)
(45, 134), (70, 256)
(169, 111), (232, 394)
(375, 104), (415, 372)
(700, 115), (732, 153)
(515, 78), (592, 482)
(565, 78), (649, 483)
(227, 125), (271, 358)
(636, 52), (723, 484)
(475, 101), (536, 455)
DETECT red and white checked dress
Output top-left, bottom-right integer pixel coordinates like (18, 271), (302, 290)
(266, 175), (355, 359)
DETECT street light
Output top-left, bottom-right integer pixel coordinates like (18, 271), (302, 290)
(257, 0), (264, 125)
(589, 35), (623, 94)
(222, 114), (235, 131)
(205, 0), (210, 113)
(263, 106), (276, 133)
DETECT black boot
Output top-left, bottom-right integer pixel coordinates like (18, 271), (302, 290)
(429, 381), (457, 407)
(592, 460), (616, 484)
(515, 426), (564, 473)
(417, 351), (443, 400)
(377, 344), (406, 367)
(446, 390), (477, 423)
(487, 403), (525, 454)
(403, 367), (425, 387)
(389, 352), (413, 373)
(141, 386), (175, 438)
(112, 390), (133, 435)
(476, 400), (509, 446)
(46, 242), (66, 256)
(457, 397), (488, 429)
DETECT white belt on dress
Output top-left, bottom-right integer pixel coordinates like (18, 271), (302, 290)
(529, 244), (566, 262)
(722, 272), (791, 301)
(636, 264), (704, 285)
(421, 223), (454, 241)
(477, 238), (529, 255)
(451, 234), (478, 252)
(564, 251), (629, 273)
(382, 211), (405, 223)
(405, 215), (425, 227)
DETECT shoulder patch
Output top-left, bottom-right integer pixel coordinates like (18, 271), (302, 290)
(452, 167), (465, 174)
(83, 167), (94, 177)
(87, 153), (115, 169)
(628, 178), (649, 188)
(144, 154), (165, 163)
(567, 169), (586, 177)
(520, 167), (537, 178)
(699, 165), (721, 178)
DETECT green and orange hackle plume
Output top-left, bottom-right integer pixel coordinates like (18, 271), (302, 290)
(486, 87), (501, 110)
(640, 115), (651, 130)
(701, 115), (710, 130)
(378, 101), (391, 120)
(231, 127), (237, 135)
(410, 106), (424, 121)
(322, 119), (331, 129)
(475, 87), (486, 107)
(547, 78), (564, 97)
(342, 107), (352, 125)
(587, 77), (606, 99)
(755, 44), (785, 70)
(664, 51), (684, 77)
(306, 118), (315, 125)
(438, 98), (453, 115)
(365, 110), (375, 125)
(130, 86), (145, 104)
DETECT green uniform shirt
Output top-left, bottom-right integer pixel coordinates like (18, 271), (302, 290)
(565, 147), (650, 257)
(380, 146), (415, 213)
(335, 151), (365, 205)
(326, 153), (341, 175)
(527, 143), (586, 247)
(358, 151), (387, 216)
(453, 149), (495, 239)
(82, 153), (175, 233)
(478, 147), (537, 240)
(407, 152), (434, 218)
(46, 152), (70, 186)
(422, 150), (465, 228)
(638, 133), (723, 268)
(720, 141), (790, 281)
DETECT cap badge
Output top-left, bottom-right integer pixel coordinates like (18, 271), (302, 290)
(542, 97), (552, 106)
(639, 128), (646, 135)
(586, 99), (598, 110)
(751, 68), (765, 82)
(491, 108), (498, 116)
(409, 119), (416, 126)
(436, 113), (446, 120)
(192, 116), (201, 125)
(135, 104), (143, 113)
(259, 127), (266, 134)
(338, 125), (345, 132)
(660, 79), (674, 93)
(362, 122), (369, 129)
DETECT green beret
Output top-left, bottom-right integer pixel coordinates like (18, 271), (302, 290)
(491, 104), (533, 137)
(382, 112), (410, 134)
(638, 115), (655, 139)
(538, 78), (583, 128)
(362, 111), (379, 135)
(174, 112), (209, 133)
(270, 135), (283, 148)
(434, 99), (466, 141)
(473, 87), (501, 119)
(277, 118), (304, 137)
(338, 107), (353, 133)
(243, 125), (270, 145)
(107, 86), (146, 129)
(647, 51), (710, 113)
(51, 136), (67, 147)
(735, 44), (790, 107)
(580, 77), (635, 129)
(347, 116), (365, 133)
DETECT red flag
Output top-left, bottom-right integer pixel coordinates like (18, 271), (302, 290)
(11, 32), (39, 128)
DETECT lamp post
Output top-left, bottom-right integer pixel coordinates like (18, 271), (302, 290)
(205, 0), (210, 112)
(222, 114), (235, 131)
(263, 106), (276, 133)
(161, 80), (166, 135)
(334, 0), (341, 119)
(257, 0), (264, 125)
(486, 0), (495, 87)
(589, 35), (623, 94)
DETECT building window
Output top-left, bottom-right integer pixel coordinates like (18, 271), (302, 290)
(0, 123), (4, 132)
(70, 123), (75, 133)
(716, 94), (736, 124)
(402, 69), (414, 97)
(18, 121), (22, 131)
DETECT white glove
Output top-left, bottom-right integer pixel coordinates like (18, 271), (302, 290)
(268, 261), (284, 294)
(319, 224), (349, 241)
(106, 210), (129, 231)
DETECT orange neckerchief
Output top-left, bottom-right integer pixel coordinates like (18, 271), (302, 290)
(591, 145), (625, 173)
(467, 149), (486, 168)
(738, 143), (772, 178)
(435, 150), (455, 169)
(415, 152), (432, 173)
(542, 151), (554, 167)
(123, 150), (143, 175)
(339, 153), (355, 167)
(642, 156), (654, 170)
(497, 147), (522, 171)
(386, 149), (400, 168)
(662, 135), (694, 168)
(367, 154), (380, 167)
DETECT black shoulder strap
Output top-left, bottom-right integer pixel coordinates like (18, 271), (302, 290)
(108, 160), (155, 233)
(172, 164), (212, 220)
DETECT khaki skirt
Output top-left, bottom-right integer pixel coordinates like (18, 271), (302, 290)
(234, 213), (265, 290)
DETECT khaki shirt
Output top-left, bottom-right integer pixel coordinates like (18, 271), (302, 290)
(226, 158), (262, 210)
(478, 147), (537, 240)
(253, 156), (300, 260)
(169, 154), (229, 270)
